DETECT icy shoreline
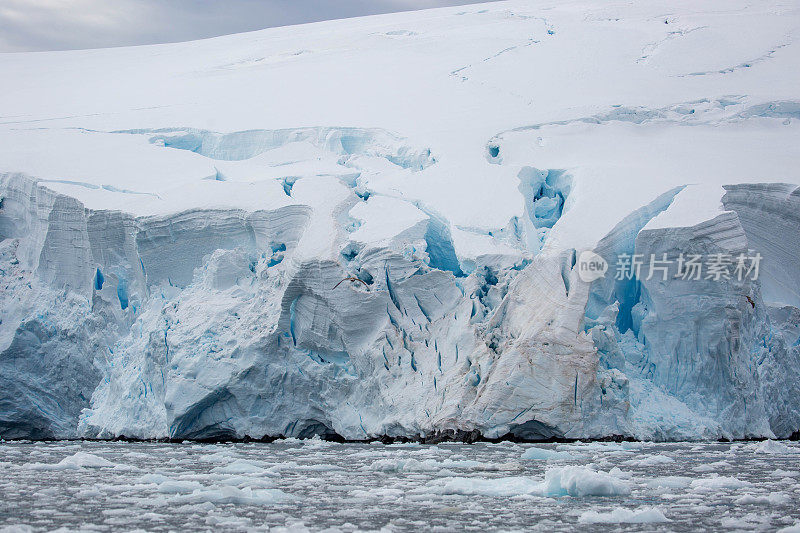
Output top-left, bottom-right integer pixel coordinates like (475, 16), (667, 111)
(4, 435), (800, 445)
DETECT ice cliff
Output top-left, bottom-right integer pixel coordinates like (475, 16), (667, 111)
(1, 0), (799, 440)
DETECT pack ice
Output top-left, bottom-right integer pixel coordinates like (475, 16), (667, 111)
(1, 0), (799, 441)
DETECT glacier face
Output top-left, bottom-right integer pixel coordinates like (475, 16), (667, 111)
(1, 0), (799, 440)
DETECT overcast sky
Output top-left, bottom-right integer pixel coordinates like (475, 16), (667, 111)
(0, 0), (498, 52)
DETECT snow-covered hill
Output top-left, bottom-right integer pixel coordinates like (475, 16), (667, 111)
(1, 0), (799, 440)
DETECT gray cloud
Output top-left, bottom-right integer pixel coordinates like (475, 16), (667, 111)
(0, 0), (498, 53)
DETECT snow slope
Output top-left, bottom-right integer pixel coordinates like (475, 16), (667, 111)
(1, 0), (799, 440)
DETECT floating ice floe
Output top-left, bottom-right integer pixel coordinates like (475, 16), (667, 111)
(368, 457), (487, 472)
(520, 447), (575, 461)
(29, 452), (118, 471)
(540, 466), (631, 497)
(171, 486), (294, 505)
(747, 440), (800, 455)
(421, 466), (630, 498)
(690, 475), (752, 491)
(578, 506), (671, 524)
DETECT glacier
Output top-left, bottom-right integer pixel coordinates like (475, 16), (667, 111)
(1, 0), (799, 441)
